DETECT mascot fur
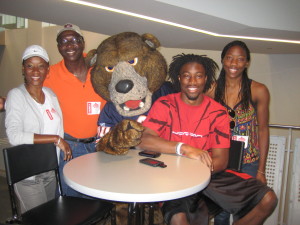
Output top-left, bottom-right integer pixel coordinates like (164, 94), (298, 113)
(89, 32), (172, 155)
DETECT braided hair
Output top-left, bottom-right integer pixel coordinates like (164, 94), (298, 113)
(169, 53), (218, 93)
(214, 40), (251, 110)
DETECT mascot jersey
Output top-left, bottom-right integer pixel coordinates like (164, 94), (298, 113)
(97, 82), (174, 138)
(143, 93), (230, 152)
(44, 59), (106, 139)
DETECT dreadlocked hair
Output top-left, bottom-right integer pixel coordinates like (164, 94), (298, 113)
(215, 40), (251, 110)
(169, 53), (218, 93)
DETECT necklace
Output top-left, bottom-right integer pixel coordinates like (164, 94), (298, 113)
(25, 85), (45, 104)
(225, 83), (241, 109)
(28, 90), (45, 104)
(72, 64), (88, 81)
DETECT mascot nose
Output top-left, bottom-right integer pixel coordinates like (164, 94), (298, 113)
(115, 79), (134, 93)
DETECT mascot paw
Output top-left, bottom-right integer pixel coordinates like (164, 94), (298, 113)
(96, 119), (144, 155)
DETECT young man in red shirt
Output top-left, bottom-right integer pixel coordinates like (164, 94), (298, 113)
(139, 54), (277, 225)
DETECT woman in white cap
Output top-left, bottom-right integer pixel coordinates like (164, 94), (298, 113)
(5, 45), (72, 213)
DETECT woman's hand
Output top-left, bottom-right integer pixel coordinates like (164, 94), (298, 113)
(256, 171), (267, 184)
(56, 137), (73, 161)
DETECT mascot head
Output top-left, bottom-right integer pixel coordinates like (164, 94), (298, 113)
(91, 32), (167, 117)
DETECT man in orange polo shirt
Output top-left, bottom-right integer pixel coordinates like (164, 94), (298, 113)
(44, 23), (106, 197)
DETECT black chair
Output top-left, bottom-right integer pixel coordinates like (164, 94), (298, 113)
(3, 143), (114, 225)
(227, 140), (245, 171)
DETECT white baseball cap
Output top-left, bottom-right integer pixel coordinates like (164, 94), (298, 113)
(57, 23), (83, 38)
(22, 45), (49, 63)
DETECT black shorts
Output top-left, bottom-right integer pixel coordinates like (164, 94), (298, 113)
(162, 170), (273, 225)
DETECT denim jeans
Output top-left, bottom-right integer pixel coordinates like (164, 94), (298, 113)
(58, 133), (96, 198)
(214, 160), (259, 225)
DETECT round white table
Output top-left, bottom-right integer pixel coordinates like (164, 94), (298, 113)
(63, 150), (211, 203)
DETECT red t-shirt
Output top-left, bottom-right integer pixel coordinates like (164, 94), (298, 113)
(44, 59), (106, 138)
(143, 93), (230, 151)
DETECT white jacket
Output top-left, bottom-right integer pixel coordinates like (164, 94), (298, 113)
(5, 84), (64, 159)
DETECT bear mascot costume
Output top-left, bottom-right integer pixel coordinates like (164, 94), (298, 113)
(89, 32), (173, 155)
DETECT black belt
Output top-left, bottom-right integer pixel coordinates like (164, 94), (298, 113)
(65, 136), (96, 143)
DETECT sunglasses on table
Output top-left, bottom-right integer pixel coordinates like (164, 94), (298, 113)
(228, 109), (235, 129)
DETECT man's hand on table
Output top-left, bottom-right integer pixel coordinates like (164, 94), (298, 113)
(181, 144), (213, 171)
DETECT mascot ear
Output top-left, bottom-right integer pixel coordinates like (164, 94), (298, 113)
(85, 49), (98, 68)
(142, 33), (161, 50)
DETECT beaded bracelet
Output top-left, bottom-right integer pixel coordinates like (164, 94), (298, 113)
(55, 137), (61, 146)
(257, 170), (266, 175)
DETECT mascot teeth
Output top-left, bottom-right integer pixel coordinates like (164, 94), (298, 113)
(122, 101), (144, 111)
(139, 101), (145, 108)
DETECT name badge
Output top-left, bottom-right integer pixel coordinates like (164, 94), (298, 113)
(232, 135), (249, 148)
(87, 102), (101, 115)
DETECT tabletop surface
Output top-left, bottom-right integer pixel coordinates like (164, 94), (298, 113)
(63, 150), (211, 202)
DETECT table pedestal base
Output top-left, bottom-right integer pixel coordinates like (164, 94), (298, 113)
(127, 203), (156, 225)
